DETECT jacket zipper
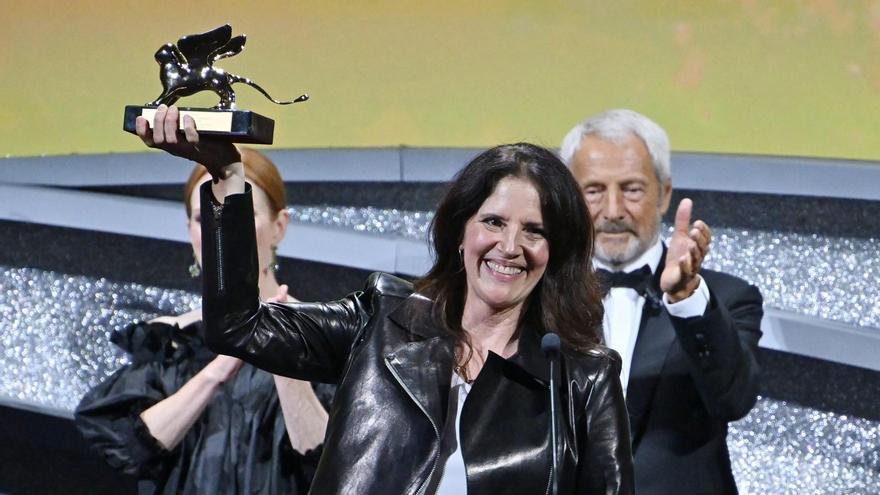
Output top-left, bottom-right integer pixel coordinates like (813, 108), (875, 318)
(212, 204), (225, 295)
(384, 357), (442, 495)
(543, 461), (553, 495)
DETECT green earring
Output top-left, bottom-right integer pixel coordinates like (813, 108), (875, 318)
(270, 245), (280, 273)
(188, 254), (201, 278)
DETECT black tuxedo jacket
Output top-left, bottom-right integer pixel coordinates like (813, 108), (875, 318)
(625, 252), (762, 494)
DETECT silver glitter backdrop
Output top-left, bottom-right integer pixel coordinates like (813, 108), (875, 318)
(1, 204), (878, 492)
(0, 266), (199, 412)
(290, 206), (880, 329)
(292, 206), (433, 240)
(729, 399), (880, 494)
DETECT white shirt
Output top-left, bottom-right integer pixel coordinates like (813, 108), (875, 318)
(595, 239), (710, 396)
(435, 373), (471, 494)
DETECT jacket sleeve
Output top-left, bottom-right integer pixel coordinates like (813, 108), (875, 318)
(670, 278), (763, 421)
(74, 361), (172, 478)
(200, 182), (371, 383)
(578, 352), (635, 495)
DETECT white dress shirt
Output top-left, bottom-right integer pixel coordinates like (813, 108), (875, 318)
(435, 372), (471, 494)
(595, 239), (710, 396)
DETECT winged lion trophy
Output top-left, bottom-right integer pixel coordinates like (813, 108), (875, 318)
(124, 25), (308, 144)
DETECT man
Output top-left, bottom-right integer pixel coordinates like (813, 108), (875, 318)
(560, 109), (762, 494)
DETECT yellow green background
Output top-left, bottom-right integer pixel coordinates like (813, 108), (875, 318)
(2, 0), (878, 160)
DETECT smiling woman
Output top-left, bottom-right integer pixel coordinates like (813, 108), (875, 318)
(461, 177), (550, 317)
(135, 106), (633, 494)
(417, 144), (607, 383)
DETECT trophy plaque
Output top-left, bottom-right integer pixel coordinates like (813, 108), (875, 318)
(123, 24), (307, 144)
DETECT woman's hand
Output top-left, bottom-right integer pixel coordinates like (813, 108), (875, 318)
(140, 354), (243, 450)
(266, 284), (290, 303)
(135, 104), (243, 181)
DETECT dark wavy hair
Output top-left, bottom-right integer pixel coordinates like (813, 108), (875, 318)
(415, 143), (604, 353)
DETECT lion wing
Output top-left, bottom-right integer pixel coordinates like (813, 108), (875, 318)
(211, 35), (246, 63)
(176, 24), (233, 68)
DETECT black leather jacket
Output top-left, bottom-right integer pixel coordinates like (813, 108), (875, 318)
(201, 183), (634, 495)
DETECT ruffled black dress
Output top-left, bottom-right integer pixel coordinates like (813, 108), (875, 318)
(75, 320), (329, 494)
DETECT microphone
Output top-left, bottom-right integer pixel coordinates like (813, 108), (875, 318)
(644, 285), (663, 309)
(541, 332), (561, 495)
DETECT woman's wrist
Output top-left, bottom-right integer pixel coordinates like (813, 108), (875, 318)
(210, 162), (246, 200)
(196, 367), (227, 387)
(210, 158), (244, 181)
(201, 355), (243, 385)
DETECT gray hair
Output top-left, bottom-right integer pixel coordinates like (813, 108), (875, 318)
(559, 109), (671, 183)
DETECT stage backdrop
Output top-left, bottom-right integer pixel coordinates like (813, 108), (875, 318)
(1, 0), (878, 160)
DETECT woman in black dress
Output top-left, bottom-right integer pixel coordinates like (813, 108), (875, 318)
(75, 148), (330, 494)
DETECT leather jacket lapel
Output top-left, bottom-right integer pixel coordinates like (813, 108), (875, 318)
(385, 293), (455, 434)
(462, 350), (556, 495)
(508, 324), (552, 384)
(386, 299), (565, 493)
(388, 292), (444, 340)
(384, 338), (455, 436)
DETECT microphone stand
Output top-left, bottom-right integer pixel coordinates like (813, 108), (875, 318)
(541, 333), (561, 495)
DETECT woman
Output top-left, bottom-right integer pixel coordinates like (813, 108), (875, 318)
(138, 105), (633, 494)
(75, 147), (330, 495)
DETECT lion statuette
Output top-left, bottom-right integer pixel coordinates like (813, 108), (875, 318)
(148, 24), (308, 110)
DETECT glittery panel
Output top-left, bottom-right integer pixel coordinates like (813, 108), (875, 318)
(3, 214), (879, 490)
(290, 206), (433, 240)
(703, 229), (879, 329)
(0, 266), (199, 412)
(730, 398), (880, 493)
(288, 206), (880, 329)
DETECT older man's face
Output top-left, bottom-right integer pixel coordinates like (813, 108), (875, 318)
(570, 134), (672, 267)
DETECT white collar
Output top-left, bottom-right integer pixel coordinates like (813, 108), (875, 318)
(594, 238), (664, 275)
(451, 372), (472, 391)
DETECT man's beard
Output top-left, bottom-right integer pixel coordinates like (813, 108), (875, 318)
(594, 215), (661, 268)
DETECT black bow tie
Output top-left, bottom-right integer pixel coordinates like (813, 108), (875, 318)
(597, 265), (652, 290)
(596, 265), (662, 307)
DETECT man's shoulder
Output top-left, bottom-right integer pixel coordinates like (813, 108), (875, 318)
(699, 268), (761, 302)
(700, 267), (748, 286)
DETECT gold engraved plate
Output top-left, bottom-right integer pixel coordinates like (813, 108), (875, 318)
(140, 108), (233, 132)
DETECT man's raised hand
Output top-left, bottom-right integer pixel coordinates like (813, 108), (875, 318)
(660, 198), (712, 302)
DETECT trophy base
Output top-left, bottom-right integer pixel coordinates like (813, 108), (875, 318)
(123, 106), (275, 144)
